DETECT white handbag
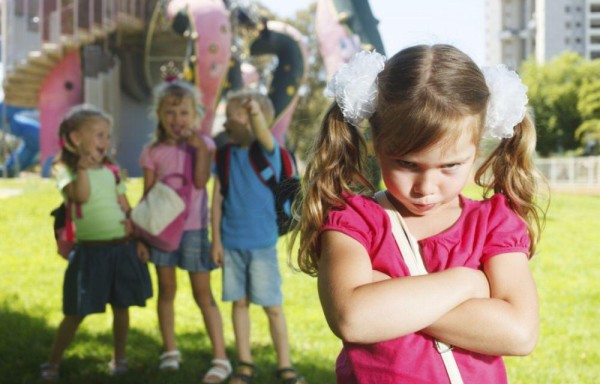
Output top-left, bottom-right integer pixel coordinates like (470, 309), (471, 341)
(131, 182), (185, 236)
(375, 191), (464, 384)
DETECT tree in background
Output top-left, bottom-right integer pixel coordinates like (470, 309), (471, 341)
(521, 52), (600, 156)
(576, 68), (600, 155)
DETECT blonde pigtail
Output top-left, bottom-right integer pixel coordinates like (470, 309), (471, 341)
(290, 104), (373, 276)
(474, 113), (548, 256)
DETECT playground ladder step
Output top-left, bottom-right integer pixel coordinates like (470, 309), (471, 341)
(14, 62), (49, 77)
(42, 43), (64, 60)
(27, 52), (59, 70)
(4, 82), (41, 94)
(4, 94), (38, 109)
(117, 13), (145, 33)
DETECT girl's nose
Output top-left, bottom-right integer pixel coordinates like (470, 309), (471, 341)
(413, 172), (436, 196)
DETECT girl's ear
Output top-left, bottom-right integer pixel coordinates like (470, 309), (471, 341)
(67, 130), (81, 151)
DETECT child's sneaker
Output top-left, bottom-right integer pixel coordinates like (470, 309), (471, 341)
(40, 362), (59, 382)
(109, 359), (128, 376)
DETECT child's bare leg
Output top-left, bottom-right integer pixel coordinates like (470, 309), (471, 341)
(112, 306), (129, 361)
(47, 315), (84, 364)
(156, 266), (178, 352)
(232, 298), (252, 363)
(189, 271), (227, 359)
(263, 305), (292, 369)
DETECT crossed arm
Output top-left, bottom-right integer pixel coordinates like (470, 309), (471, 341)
(318, 230), (538, 356)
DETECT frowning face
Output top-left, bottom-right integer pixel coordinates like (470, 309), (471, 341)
(380, 122), (477, 219)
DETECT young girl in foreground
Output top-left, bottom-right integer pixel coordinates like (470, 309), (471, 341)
(140, 80), (230, 382)
(292, 45), (547, 383)
(41, 105), (152, 381)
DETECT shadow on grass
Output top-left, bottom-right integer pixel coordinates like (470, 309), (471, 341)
(0, 305), (336, 384)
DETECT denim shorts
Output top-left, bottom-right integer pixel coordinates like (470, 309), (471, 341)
(150, 229), (216, 272)
(63, 241), (153, 316)
(222, 246), (282, 306)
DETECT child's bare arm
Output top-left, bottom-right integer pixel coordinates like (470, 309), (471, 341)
(210, 178), (224, 266)
(187, 134), (213, 189)
(320, 230), (489, 344)
(422, 252), (538, 356)
(245, 98), (275, 152)
(142, 168), (157, 196)
(118, 194), (131, 214)
(65, 167), (91, 203)
(136, 241), (150, 262)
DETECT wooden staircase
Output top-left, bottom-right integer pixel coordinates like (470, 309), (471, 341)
(3, 10), (140, 110)
(3, 43), (68, 108)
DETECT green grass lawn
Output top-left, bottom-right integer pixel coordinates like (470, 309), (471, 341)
(0, 177), (598, 383)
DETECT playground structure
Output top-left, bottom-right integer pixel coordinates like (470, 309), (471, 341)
(1, 0), (385, 177)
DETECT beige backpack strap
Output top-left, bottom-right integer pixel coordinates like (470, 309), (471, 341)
(374, 191), (464, 384)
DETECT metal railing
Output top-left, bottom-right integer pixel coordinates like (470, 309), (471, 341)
(2, 0), (147, 72)
(535, 156), (600, 186)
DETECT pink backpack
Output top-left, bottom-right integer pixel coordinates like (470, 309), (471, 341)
(134, 146), (194, 252)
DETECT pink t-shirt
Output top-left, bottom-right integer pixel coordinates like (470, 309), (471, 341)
(321, 193), (530, 384)
(139, 138), (215, 230)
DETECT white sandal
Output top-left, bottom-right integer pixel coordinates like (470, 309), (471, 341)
(201, 358), (232, 383)
(159, 350), (181, 371)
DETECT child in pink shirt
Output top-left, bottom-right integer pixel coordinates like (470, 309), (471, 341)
(291, 46), (548, 383)
(140, 80), (230, 383)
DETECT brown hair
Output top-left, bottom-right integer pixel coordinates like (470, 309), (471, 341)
(56, 104), (113, 172)
(291, 44), (547, 276)
(226, 89), (275, 126)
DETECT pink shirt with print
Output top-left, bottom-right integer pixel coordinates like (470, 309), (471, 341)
(139, 136), (215, 230)
(320, 193), (530, 384)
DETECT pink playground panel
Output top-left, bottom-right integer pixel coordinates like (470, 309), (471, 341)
(39, 50), (83, 167)
(168, 0), (232, 136)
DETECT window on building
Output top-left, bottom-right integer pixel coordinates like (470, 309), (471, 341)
(576, 37), (582, 44)
(591, 51), (600, 60)
(566, 21), (571, 28)
(591, 4), (600, 13)
(576, 22), (582, 28)
(565, 6), (570, 13)
(591, 36), (600, 44)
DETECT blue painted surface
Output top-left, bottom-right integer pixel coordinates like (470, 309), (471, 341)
(0, 101), (40, 176)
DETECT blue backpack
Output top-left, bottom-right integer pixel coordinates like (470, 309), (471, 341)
(216, 141), (300, 236)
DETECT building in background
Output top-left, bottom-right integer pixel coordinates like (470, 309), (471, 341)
(486, 0), (600, 68)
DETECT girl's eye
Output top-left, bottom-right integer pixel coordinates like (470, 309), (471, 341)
(442, 163), (461, 170)
(396, 160), (416, 169)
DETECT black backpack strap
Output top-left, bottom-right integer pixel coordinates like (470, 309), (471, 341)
(216, 143), (232, 197)
(249, 141), (278, 192)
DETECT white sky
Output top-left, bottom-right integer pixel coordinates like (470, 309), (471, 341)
(260, 0), (486, 65)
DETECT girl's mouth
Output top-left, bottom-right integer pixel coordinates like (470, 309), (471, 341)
(413, 203), (436, 212)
